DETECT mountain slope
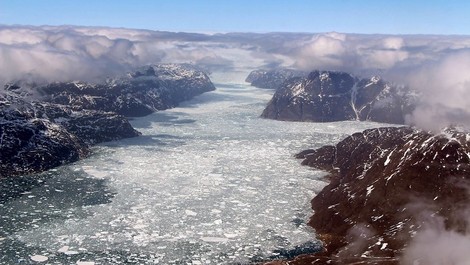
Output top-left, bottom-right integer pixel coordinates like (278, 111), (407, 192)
(245, 69), (307, 89)
(0, 91), (140, 178)
(261, 71), (415, 124)
(270, 126), (470, 264)
(40, 64), (216, 117)
(1, 64), (216, 178)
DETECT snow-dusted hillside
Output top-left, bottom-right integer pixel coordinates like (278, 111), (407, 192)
(0, 64), (215, 178)
(245, 69), (307, 89)
(0, 90), (139, 178)
(41, 64), (216, 117)
(281, 126), (470, 264)
(261, 70), (416, 124)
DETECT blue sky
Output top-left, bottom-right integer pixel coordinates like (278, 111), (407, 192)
(0, 0), (469, 34)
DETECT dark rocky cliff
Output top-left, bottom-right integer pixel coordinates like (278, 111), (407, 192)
(268, 126), (470, 264)
(40, 64), (216, 117)
(0, 64), (215, 178)
(0, 91), (139, 178)
(261, 71), (415, 124)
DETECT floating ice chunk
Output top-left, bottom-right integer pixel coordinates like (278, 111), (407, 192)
(65, 250), (80, 255)
(58, 246), (69, 252)
(185, 210), (198, 216)
(214, 219), (222, 225)
(200, 237), (228, 243)
(0, 237), (5, 241)
(81, 167), (109, 179)
(77, 262), (95, 265)
(133, 224), (148, 229)
(211, 209), (221, 214)
(30, 255), (48, 262)
(224, 233), (238, 238)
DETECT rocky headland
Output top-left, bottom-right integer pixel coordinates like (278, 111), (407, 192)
(257, 70), (416, 124)
(0, 64), (215, 178)
(267, 126), (470, 264)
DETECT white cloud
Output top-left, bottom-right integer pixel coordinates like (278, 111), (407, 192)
(294, 33), (348, 70)
(401, 197), (470, 265)
(405, 50), (470, 131)
(2, 25), (470, 129)
(382, 37), (405, 50)
(0, 26), (275, 83)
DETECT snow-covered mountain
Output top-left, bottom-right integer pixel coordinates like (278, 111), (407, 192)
(0, 64), (215, 178)
(276, 126), (470, 264)
(245, 69), (307, 89)
(260, 70), (416, 124)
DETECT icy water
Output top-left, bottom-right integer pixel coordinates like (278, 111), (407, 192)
(0, 83), (384, 264)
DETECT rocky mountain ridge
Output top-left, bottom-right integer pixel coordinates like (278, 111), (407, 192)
(0, 64), (215, 178)
(245, 69), (307, 89)
(37, 64), (216, 117)
(268, 126), (470, 264)
(259, 70), (416, 124)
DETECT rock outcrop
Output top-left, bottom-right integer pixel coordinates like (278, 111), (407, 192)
(245, 69), (307, 89)
(0, 91), (140, 178)
(0, 64), (215, 178)
(261, 71), (416, 124)
(271, 126), (470, 264)
(40, 64), (216, 117)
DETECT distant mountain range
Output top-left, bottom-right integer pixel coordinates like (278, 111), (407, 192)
(0, 64), (215, 178)
(247, 69), (416, 124)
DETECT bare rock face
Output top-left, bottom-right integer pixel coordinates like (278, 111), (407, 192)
(0, 118), (87, 177)
(40, 64), (216, 117)
(245, 69), (307, 89)
(1, 64), (216, 178)
(1, 93), (84, 178)
(261, 71), (416, 124)
(0, 91), (141, 178)
(279, 126), (470, 264)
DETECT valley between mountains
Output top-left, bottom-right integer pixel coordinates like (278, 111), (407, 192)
(1, 67), (469, 265)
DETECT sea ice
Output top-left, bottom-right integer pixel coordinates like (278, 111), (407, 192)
(5, 83), (386, 264)
(30, 255), (48, 262)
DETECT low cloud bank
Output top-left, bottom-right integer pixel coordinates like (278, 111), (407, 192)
(401, 195), (470, 265)
(2, 25), (470, 129)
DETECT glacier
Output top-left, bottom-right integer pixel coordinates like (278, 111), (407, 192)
(0, 81), (385, 264)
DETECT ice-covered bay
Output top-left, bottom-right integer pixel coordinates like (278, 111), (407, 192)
(1, 83), (384, 264)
